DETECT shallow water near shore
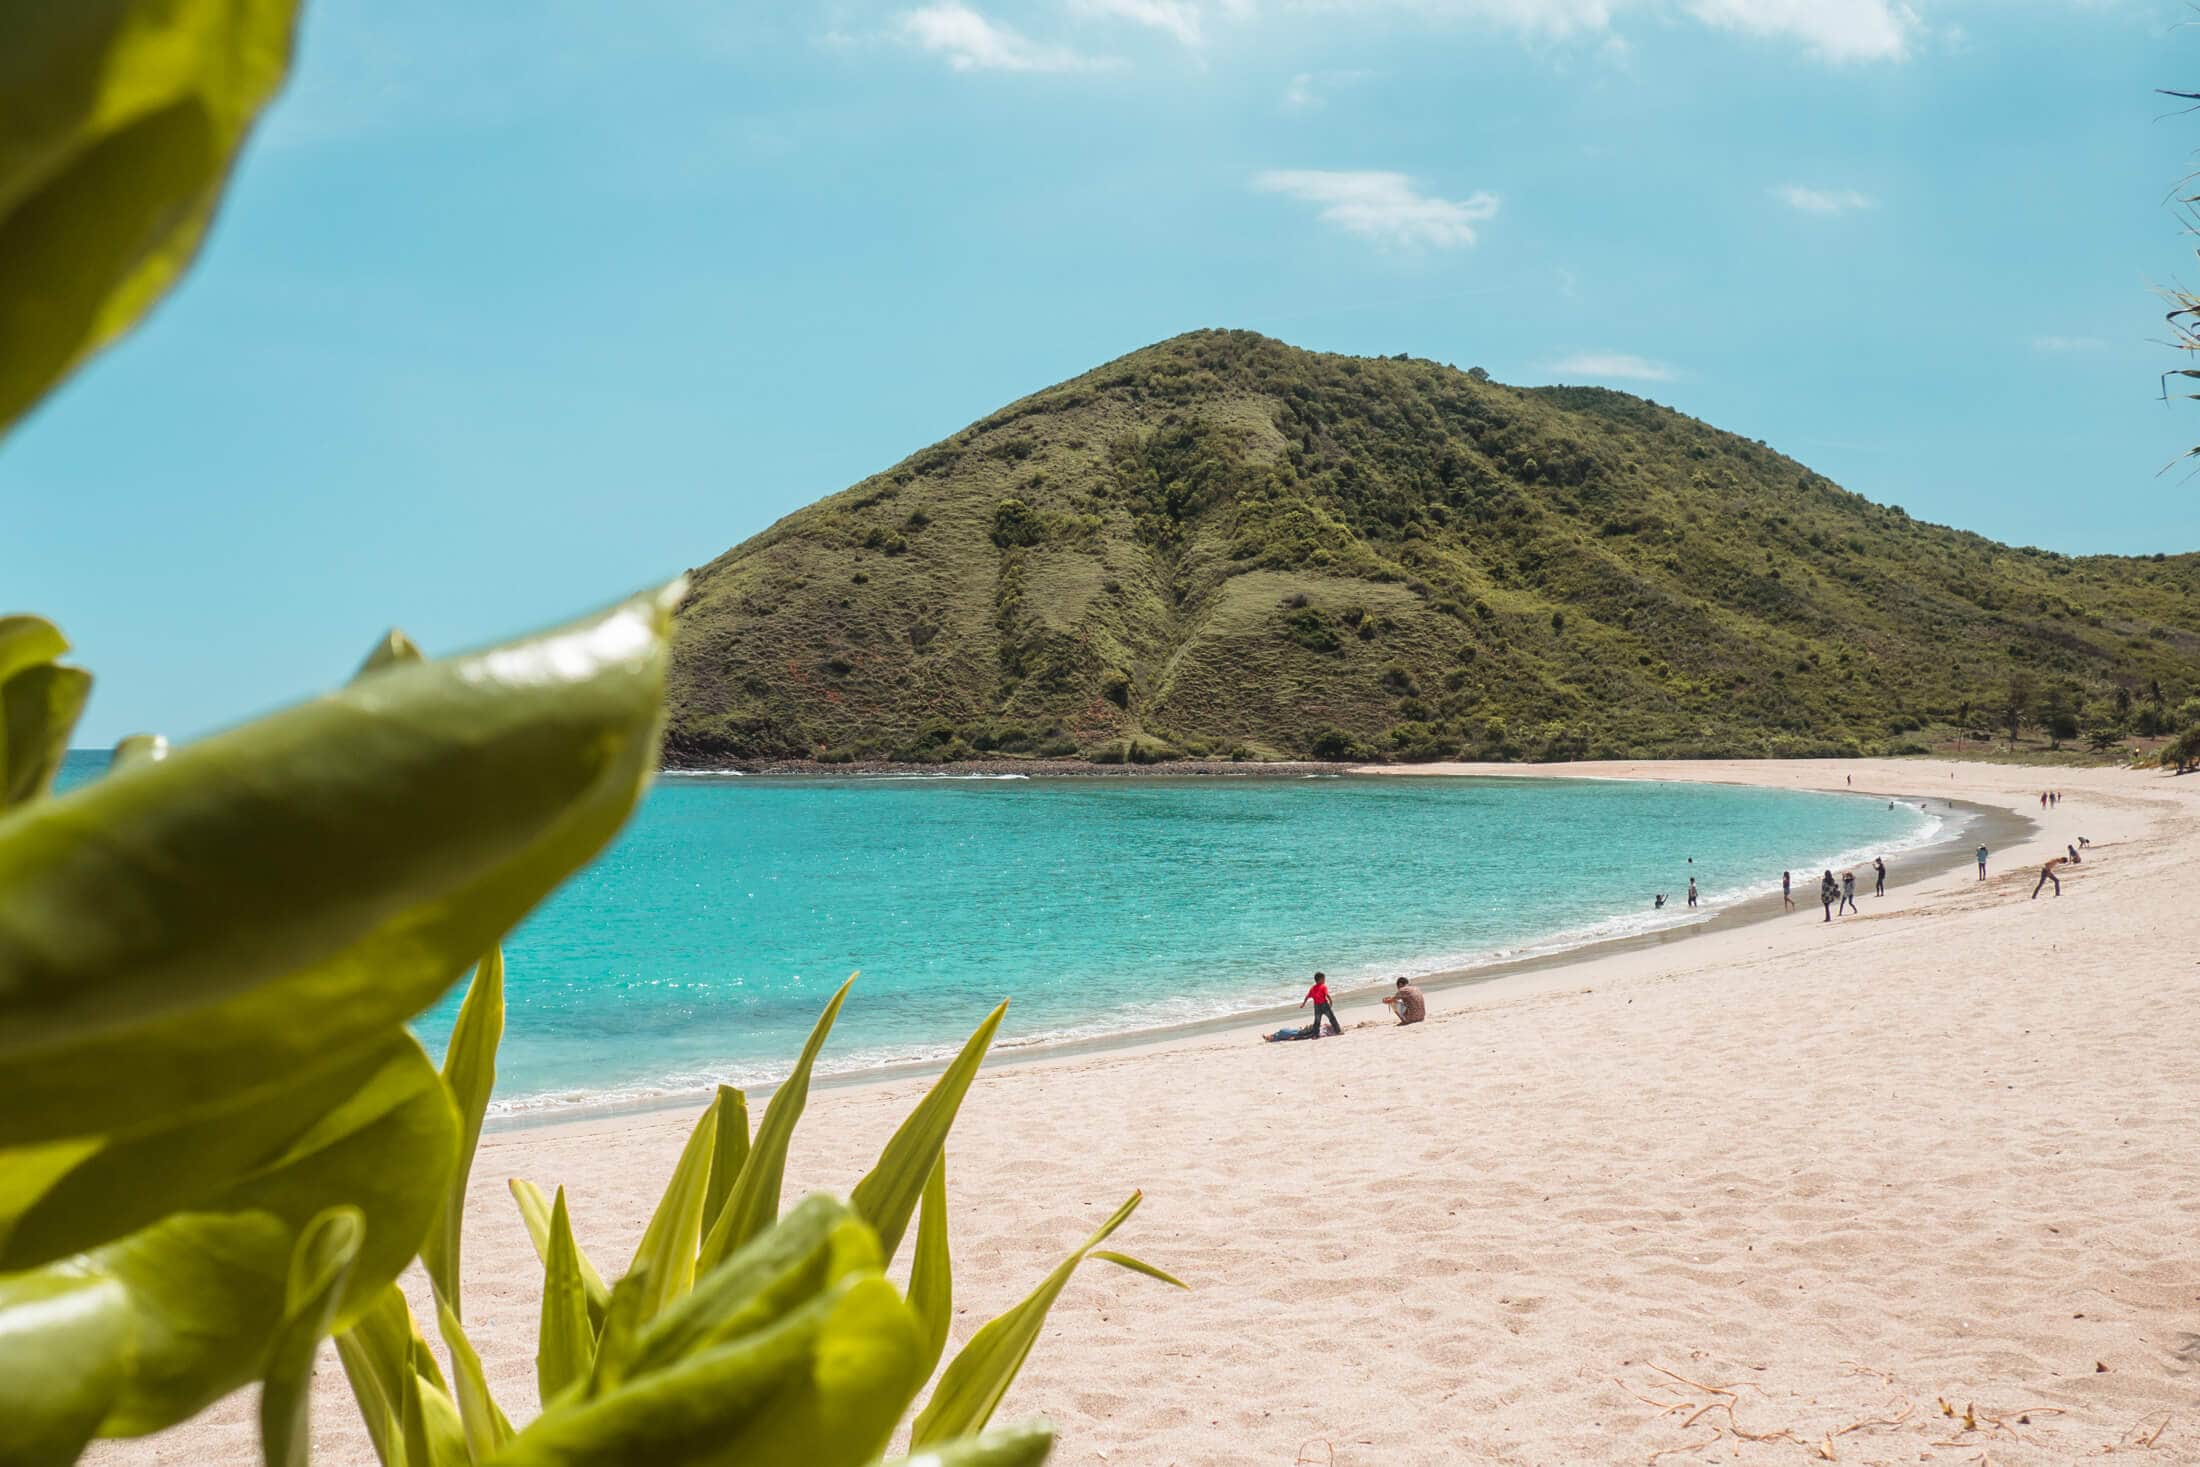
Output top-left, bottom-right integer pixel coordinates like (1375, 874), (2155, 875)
(58, 754), (1945, 1114)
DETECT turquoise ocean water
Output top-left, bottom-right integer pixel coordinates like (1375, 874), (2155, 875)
(57, 753), (1947, 1115)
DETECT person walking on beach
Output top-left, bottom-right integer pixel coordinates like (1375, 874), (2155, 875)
(1839, 870), (1858, 914)
(1383, 977), (1426, 1026)
(1301, 971), (1341, 1037)
(2033, 858), (2063, 899)
(1873, 856), (1886, 897)
(1686, 876), (1698, 909)
(1819, 869), (1838, 922)
(1782, 870), (1793, 910)
(1976, 843), (1989, 880)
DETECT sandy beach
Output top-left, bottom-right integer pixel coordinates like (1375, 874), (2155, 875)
(95, 758), (2200, 1467)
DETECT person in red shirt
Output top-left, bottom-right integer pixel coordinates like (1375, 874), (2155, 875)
(1300, 971), (1341, 1037)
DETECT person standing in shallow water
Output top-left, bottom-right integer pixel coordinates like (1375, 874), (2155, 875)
(1819, 869), (1838, 922)
(1686, 876), (1698, 909)
(1301, 971), (1341, 1037)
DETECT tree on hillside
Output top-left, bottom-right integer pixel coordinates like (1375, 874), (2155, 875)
(2038, 681), (2078, 749)
(2003, 670), (2035, 746)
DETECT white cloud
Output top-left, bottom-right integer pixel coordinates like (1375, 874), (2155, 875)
(2032, 334), (2107, 353)
(1549, 351), (1676, 381)
(1073, 0), (1205, 46)
(1282, 67), (1372, 108)
(1687, 0), (1916, 62)
(1253, 169), (1499, 248)
(1774, 183), (1877, 214)
(898, 2), (1102, 70)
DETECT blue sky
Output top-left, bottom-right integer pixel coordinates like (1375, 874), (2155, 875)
(8, 0), (2199, 743)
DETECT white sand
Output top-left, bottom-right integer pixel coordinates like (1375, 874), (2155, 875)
(93, 759), (2200, 1466)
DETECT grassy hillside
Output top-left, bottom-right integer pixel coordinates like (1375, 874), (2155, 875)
(665, 330), (2200, 764)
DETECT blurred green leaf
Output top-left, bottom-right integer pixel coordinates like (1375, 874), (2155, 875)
(259, 1207), (365, 1467)
(886, 1421), (1056, 1467)
(907, 1155), (952, 1388)
(109, 733), (169, 772)
(536, 1186), (595, 1409)
(495, 1270), (922, 1467)
(436, 1292), (514, 1460)
(0, 615), (88, 810)
(334, 1284), (468, 1467)
(629, 1194), (846, 1379)
(0, 0), (303, 432)
(624, 1095), (719, 1324)
(697, 974), (854, 1272)
(0, 1270), (129, 1467)
(0, 1034), (456, 1444)
(701, 1083), (749, 1244)
(851, 1000), (1004, 1265)
(353, 629), (423, 680)
(0, 582), (681, 1147)
(424, 949), (503, 1313)
(912, 1191), (1176, 1448)
(0, 1033), (433, 1272)
(3, 663), (91, 808)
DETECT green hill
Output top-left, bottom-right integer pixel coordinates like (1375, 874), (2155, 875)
(665, 330), (2200, 764)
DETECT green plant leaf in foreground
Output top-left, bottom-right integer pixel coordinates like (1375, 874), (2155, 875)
(887, 1421), (1056, 1467)
(496, 1269), (924, 1467)
(702, 1083), (750, 1243)
(0, 1034), (457, 1450)
(511, 1179), (612, 1331)
(258, 1207), (366, 1467)
(907, 1155), (953, 1387)
(109, 733), (169, 772)
(0, 614), (89, 809)
(910, 1190), (1186, 1448)
(851, 1000), (1006, 1265)
(0, 0), (304, 433)
(436, 1294), (514, 1460)
(697, 974), (855, 1271)
(623, 1094), (720, 1325)
(333, 1285), (469, 1467)
(423, 949), (504, 1313)
(535, 1187), (596, 1408)
(0, 581), (682, 1148)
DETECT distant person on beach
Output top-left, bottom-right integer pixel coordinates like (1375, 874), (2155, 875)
(2033, 858), (2064, 899)
(1301, 972), (1341, 1037)
(1839, 870), (1858, 914)
(1819, 870), (1838, 921)
(1873, 856), (1886, 897)
(1686, 877), (1698, 909)
(1383, 977), (1426, 1025)
(1782, 871), (1793, 910)
(1976, 844), (1989, 879)
(1654, 893), (1666, 910)
(2067, 843), (2081, 864)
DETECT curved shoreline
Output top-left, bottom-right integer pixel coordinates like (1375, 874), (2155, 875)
(485, 770), (2029, 1132)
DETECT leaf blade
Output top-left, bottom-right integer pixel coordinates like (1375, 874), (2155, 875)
(851, 1000), (1005, 1264)
(422, 948), (504, 1313)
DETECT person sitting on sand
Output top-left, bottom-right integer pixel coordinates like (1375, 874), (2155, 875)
(1873, 856), (1886, 898)
(1839, 870), (1858, 915)
(2066, 843), (2080, 865)
(1782, 870), (1793, 910)
(1301, 971), (1341, 1037)
(1383, 977), (1426, 1026)
(1264, 1021), (1320, 1043)
(2034, 857), (2065, 899)
(1819, 869), (1838, 922)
